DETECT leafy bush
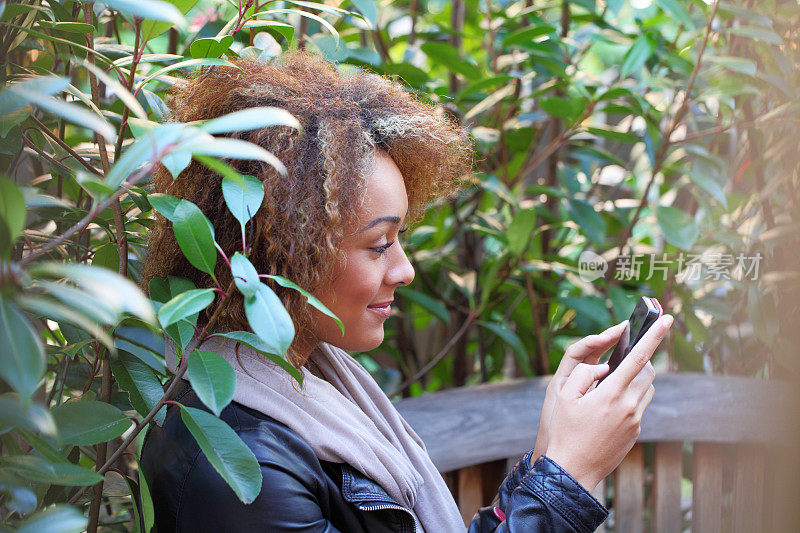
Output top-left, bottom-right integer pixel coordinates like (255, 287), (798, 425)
(0, 0), (798, 530)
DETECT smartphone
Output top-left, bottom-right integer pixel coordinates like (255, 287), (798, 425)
(600, 296), (663, 381)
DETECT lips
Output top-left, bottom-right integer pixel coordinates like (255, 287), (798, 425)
(367, 300), (393, 319)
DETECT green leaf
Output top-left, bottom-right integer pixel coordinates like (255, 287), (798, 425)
(704, 55), (757, 76)
(396, 287), (449, 325)
(230, 253), (260, 299)
(15, 504), (88, 533)
(16, 294), (115, 349)
(567, 198), (606, 244)
(0, 294), (45, 400)
(0, 76), (68, 115)
(420, 42), (482, 80)
(656, 205), (698, 250)
(158, 288), (215, 328)
(198, 106), (301, 135)
(254, 9), (339, 47)
(141, 88), (170, 122)
(79, 60), (147, 120)
(157, 152), (190, 185)
(221, 172), (264, 232)
(479, 321), (531, 375)
(685, 165), (727, 208)
(141, 0), (199, 42)
(586, 126), (639, 144)
(2, 455), (103, 486)
(182, 134), (287, 176)
(51, 401), (131, 446)
(29, 263), (156, 325)
(6, 85), (116, 141)
(656, 0), (694, 28)
(172, 200), (217, 277)
(0, 394), (56, 436)
(187, 350), (236, 416)
(0, 177), (26, 257)
(539, 96), (586, 121)
(558, 295), (612, 329)
(101, 0), (185, 24)
(502, 25), (557, 47)
(178, 405), (262, 503)
(190, 35), (234, 59)
(727, 26), (783, 45)
(507, 207), (537, 256)
(213, 331), (302, 383)
(244, 283), (295, 357)
(620, 34), (657, 78)
(110, 352), (166, 426)
(349, 0), (377, 26)
(148, 192), (182, 221)
(263, 274), (344, 335)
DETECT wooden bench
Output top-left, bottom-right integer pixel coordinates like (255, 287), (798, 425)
(396, 374), (799, 532)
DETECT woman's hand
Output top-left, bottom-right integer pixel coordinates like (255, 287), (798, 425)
(544, 314), (673, 492)
(531, 320), (629, 463)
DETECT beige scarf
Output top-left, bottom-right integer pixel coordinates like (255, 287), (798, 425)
(167, 336), (465, 532)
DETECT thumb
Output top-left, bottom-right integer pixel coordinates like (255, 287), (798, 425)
(561, 363), (609, 398)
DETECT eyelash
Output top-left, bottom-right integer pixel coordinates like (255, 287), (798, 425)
(371, 227), (408, 255)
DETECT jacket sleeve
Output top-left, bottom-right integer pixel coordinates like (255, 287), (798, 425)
(174, 429), (343, 533)
(467, 452), (608, 533)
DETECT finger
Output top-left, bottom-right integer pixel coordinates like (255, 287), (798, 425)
(560, 363), (610, 399)
(604, 315), (673, 389)
(635, 384), (655, 419)
(631, 362), (656, 400)
(556, 321), (628, 378)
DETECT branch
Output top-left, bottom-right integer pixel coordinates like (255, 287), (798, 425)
(29, 116), (104, 177)
(615, 0), (720, 257)
(70, 279), (238, 505)
(388, 313), (476, 397)
(19, 162), (154, 266)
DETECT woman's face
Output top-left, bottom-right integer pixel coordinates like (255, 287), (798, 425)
(307, 150), (415, 352)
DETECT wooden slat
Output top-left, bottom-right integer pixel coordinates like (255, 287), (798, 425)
(732, 443), (764, 533)
(457, 464), (483, 526)
(692, 442), (723, 532)
(653, 442), (683, 533)
(396, 375), (795, 472)
(591, 477), (606, 533)
(766, 445), (800, 532)
(614, 443), (644, 533)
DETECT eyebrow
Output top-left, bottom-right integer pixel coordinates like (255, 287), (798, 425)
(359, 216), (402, 233)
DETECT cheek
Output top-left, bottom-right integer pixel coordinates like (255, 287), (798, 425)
(334, 257), (383, 316)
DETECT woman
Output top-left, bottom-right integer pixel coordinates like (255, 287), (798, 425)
(140, 51), (672, 532)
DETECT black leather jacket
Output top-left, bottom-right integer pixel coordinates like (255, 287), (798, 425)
(141, 381), (608, 532)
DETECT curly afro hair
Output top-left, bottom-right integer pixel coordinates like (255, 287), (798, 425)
(142, 50), (472, 366)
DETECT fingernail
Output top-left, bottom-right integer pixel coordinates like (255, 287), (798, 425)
(661, 315), (673, 329)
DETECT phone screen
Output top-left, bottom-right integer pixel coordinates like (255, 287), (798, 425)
(602, 296), (662, 377)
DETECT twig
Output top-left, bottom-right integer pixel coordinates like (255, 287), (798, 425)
(29, 115), (104, 177)
(19, 162), (154, 266)
(616, 0), (720, 257)
(388, 313), (476, 397)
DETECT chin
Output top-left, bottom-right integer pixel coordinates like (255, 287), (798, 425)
(333, 326), (385, 352)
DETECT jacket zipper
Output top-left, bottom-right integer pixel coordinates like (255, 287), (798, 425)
(356, 502), (417, 532)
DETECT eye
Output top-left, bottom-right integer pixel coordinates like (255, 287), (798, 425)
(370, 241), (394, 255)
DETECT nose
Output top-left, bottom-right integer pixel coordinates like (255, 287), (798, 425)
(386, 242), (415, 287)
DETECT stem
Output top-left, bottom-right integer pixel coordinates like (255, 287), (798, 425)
(29, 116), (104, 177)
(19, 161), (155, 266)
(388, 313), (476, 397)
(616, 0), (719, 257)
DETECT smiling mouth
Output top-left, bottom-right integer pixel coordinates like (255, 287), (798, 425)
(367, 301), (393, 319)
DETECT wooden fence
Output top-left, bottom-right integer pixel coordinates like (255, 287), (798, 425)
(396, 374), (799, 532)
